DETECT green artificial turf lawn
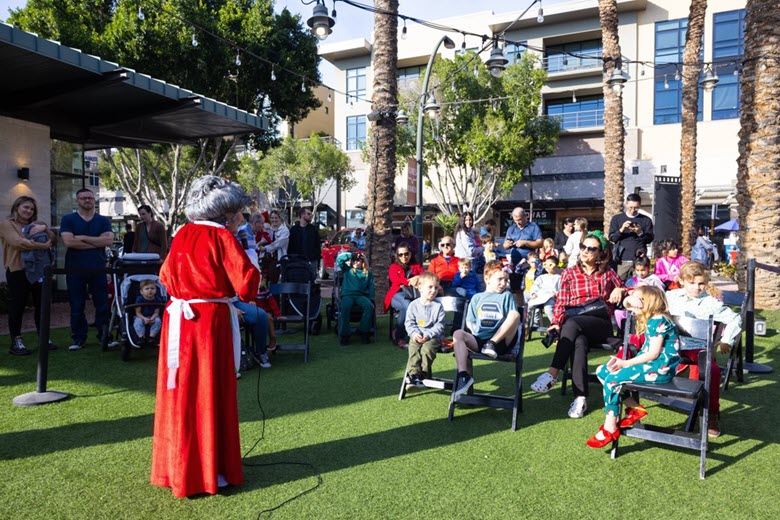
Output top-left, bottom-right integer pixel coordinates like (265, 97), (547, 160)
(1, 309), (779, 519)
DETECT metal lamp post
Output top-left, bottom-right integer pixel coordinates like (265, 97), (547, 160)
(414, 35), (455, 243)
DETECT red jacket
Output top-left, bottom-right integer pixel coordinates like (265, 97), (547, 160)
(384, 262), (424, 311)
(428, 254), (460, 284)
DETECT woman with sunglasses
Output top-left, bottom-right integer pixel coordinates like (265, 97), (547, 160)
(530, 231), (626, 419)
(336, 251), (375, 345)
(385, 244), (424, 348)
(427, 236), (460, 293)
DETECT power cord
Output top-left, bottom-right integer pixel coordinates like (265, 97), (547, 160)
(241, 360), (322, 518)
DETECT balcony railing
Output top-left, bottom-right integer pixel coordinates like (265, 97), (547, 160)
(544, 49), (603, 73)
(299, 136), (343, 149)
(550, 109), (631, 131)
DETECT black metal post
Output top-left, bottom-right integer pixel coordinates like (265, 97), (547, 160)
(743, 258), (773, 373)
(13, 265), (70, 406)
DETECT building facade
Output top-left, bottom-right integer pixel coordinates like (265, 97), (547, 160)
(319, 0), (745, 243)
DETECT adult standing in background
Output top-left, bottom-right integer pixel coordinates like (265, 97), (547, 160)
(288, 206), (321, 275)
(393, 222), (420, 263)
(133, 204), (168, 259)
(608, 193), (654, 280)
(554, 218), (575, 259)
(122, 223), (135, 254)
(59, 188), (114, 351)
(454, 211), (484, 263)
(503, 207), (543, 265)
(258, 210), (289, 283)
(151, 176), (259, 498)
(0, 196), (54, 355)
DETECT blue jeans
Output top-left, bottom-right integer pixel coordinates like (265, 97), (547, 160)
(66, 272), (109, 345)
(233, 301), (268, 355)
(391, 292), (410, 339)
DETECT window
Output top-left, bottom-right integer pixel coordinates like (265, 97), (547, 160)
(546, 96), (604, 130)
(712, 9), (745, 120)
(545, 39), (602, 73)
(346, 67), (366, 103)
(654, 19), (703, 125)
(397, 65), (425, 81)
(346, 115), (366, 150)
(506, 43), (526, 64)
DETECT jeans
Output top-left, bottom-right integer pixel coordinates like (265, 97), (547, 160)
(5, 269), (42, 338)
(550, 315), (612, 398)
(133, 316), (162, 338)
(339, 294), (373, 337)
(233, 301), (268, 355)
(391, 292), (410, 339)
(66, 272), (109, 345)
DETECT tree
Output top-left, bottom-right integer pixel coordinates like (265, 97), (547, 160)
(735, 0), (780, 309)
(364, 0), (399, 310)
(598, 0), (626, 232)
(10, 0), (322, 229)
(240, 134), (355, 216)
(679, 0), (708, 256)
(397, 52), (559, 222)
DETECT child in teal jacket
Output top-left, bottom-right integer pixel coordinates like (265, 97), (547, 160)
(337, 251), (375, 344)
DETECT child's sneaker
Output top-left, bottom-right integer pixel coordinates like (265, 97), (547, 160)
(406, 373), (424, 391)
(267, 339), (277, 351)
(258, 353), (272, 368)
(481, 340), (498, 359)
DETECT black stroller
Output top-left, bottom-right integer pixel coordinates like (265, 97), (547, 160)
(279, 254), (322, 335)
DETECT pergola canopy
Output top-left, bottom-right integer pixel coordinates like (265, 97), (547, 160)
(0, 23), (266, 150)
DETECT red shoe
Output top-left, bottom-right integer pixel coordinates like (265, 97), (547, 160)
(267, 339), (277, 352)
(618, 405), (648, 428)
(587, 425), (620, 448)
(396, 339), (408, 349)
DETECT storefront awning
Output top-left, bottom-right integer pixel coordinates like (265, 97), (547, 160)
(0, 23), (266, 150)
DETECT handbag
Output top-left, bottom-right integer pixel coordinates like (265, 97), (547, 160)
(564, 297), (610, 320)
(401, 285), (420, 300)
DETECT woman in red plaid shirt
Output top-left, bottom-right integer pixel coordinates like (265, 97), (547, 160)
(530, 231), (627, 419)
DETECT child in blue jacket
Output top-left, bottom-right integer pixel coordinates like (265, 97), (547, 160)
(452, 258), (480, 300)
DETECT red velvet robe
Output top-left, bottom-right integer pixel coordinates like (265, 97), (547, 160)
(151, 222), (259, 498)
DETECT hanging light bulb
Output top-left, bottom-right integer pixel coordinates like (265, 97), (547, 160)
(664, 75), (669, 89)
(301, 81), (306, 93)
(235, 51), (241, 67)
(485, 40), (509, 78)
(606, 67), (629, 94)
(733, 67), (739, 77)
(451, 81), (456, 93)
(307, 0), (336, 41)
(423, 93), (441, 119)
(674, 68), (681, 81)
(401, 20), (407, 40)
(327, 90), (332, 102)
(460, 35), (467, 55)
(191, 32), (198, 47)
(641, 65), (646, 76)
(537, 0), (544, 24)
(473, 63), (479, 77)
(699, 66), (719, 92)
(572, 91), (577, 103)
(137, 6), (144, 21)
(271, 66), (276, 81)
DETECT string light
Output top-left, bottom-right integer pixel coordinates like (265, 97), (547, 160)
(271, 66), (276, 81)
(235, 51), (241, 66)
(537, 0), (544, 24)
(664, 75), (669, 89)
(473, 63), (479, 77)
(459, 34), (467, 55)
(137, 6), (144, 21)
(674, 67), (681, 81)
(572, 91), (577, 103)
(191, 32), (198, 47)
(301, 81), (306, 93)
(401, 19), (407, 40)
(327, 90), (332, 102)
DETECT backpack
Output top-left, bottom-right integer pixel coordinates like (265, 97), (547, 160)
(691, 241), (710, 266)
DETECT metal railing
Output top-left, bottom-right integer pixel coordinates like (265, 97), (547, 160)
(549, 109), (631, 130)
(544, 49), (603, 73)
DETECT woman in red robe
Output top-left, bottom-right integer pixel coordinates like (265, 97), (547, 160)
(151, 176), (259, 498)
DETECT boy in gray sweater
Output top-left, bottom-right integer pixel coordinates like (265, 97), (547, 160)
(404, 272), (446, 389)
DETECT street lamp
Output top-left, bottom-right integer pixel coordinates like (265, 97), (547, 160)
(699, 66), (719, 92)
(307, 0), (336, 41)
(485, 40), (509, 78)
(414, 35), (456, 243)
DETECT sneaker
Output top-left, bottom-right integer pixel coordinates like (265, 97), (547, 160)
(68, 343), (84, 351)
(9, 337), (31, 356)
(481, 340), (498, 359)
(707, 413), (721, 438)
(568, 396), (588, 419)
(258, 353), (272, 368)
(267, 339), (277, 351)
(236, 372), (242, 380)
(406, 373), (424, 391)
(530, 372), (558, 394)
(453, 371), (474, 398)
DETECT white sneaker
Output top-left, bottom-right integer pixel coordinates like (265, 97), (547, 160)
(530, 372), (558, 393)
(258, 353), (272, 368)
(568, 396), (588, 419)
(68, 343), (83, 351)
(236, 372), (242, 380)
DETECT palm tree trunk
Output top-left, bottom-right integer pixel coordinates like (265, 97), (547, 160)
(598, 0), (626, 232)
(366, 0), (398, 310)
(736, 0), (780, 309)
(679, 0), (707, 256)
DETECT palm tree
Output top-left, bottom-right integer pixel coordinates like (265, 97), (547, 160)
(678, 0), (708, 257)
(598, 0), (626, 232)
(736, 0), (780, 309)
(365, 0), (398, 310)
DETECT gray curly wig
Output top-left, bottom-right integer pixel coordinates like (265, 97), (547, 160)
(185, 176), (252, 222)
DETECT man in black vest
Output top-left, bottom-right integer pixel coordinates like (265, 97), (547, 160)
(608, 193), (654, 280)
(288, 207), (321, 276)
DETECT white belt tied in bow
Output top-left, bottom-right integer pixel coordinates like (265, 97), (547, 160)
(165, 297), (241, 390)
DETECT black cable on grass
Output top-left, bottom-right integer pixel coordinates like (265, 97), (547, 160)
(241, 361), (322, 518)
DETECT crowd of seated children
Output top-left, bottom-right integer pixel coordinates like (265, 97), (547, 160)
(403, 272), (446, 390)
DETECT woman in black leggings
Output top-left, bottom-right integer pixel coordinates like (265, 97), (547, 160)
(530, 231), (626, 419)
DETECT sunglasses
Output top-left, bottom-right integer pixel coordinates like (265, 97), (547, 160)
(439, 243), (453, 247)
(579, 244), (600, 253)
(397, 252), (411, 257)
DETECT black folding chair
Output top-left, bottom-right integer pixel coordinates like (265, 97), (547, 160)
(270, 282), (311, 362)
(448, 304), (526, 431)
(721, 293), (747, 391)
(610, 315), (715, 479)
(397, 295), (466, 400)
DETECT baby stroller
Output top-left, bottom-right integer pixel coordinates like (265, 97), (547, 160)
(108, 253), (167, 361)
(279, 254), (322, 335)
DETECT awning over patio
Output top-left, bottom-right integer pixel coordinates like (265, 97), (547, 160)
(0, 22), (266, 150)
